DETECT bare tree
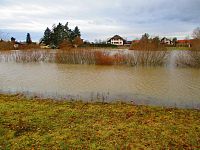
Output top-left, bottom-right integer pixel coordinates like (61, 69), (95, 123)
(0, 30), (10, 41)
(192, 27), (200, 39)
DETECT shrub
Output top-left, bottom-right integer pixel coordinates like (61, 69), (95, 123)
(130, 40), (166, 51)
(59, 39), (73, 50)
(94, 51), (114, 65)
(191, 39), (200, 51)
(0, 41), (14, 50)
(18, 43), (40, 50)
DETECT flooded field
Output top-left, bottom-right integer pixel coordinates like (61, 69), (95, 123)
(0, 59), (200, 109)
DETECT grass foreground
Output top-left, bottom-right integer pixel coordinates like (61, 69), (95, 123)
(0, 94), (199, 149)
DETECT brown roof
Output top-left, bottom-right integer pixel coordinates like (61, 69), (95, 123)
(108, 35), (125, 41)
(133, 40), (140, 43)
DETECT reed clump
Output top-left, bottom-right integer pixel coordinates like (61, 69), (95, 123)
(0, 49), (168, 66)
(0, 50), (54, 63)
(55, 49), (167, 66)
(131, 50), (167, 66)
(94, 51), (114, 65)
(176, 51), (200, 67)
(129, 35), (167, 66)
(176, 39), (200, 67)
(55, 49), (96, 64)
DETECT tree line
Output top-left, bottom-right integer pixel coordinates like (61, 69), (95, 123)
(40, 22), (82, 48)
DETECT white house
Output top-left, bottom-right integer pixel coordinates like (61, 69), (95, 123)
(107, 35), (125, 46)
(161, 37), (173, 45)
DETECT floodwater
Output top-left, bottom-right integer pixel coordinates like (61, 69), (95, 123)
(0, 61), (200, 109)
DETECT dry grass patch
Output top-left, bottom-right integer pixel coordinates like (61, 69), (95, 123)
(0, 94), (199, 149)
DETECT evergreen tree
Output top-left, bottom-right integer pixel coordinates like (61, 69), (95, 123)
(11, 37), (16, 42)
(152, 36), (160, 45)
(42, 27), (52, 45)
(63, 22), (70, 39)
(141, 33), (149, 40)
(73, 26), (81, 37)
(51, 23), (64, 46)
(26, 33), (32, 44)
(141, 33), (149, 44)
(40, 21), (82, 48)
(172, 37), (177, 46)
(68, 29), (75, 42)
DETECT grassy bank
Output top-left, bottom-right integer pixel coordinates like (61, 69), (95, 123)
(166, 47), (191, 50)
(0, 94), (199, 149)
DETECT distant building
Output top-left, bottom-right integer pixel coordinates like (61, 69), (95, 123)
(132, 40), (140, 43)
(161, 37), (173, 45)
(107, 35), (126, 46)
(40, 43), (50, 49)
(177, 40), (192, 47)
(177, 40), (189, 43)
(12, 42), (21, 49)
(124, 41), (132, 46)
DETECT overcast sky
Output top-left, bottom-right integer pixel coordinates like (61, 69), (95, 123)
(0, 0), (199, 42)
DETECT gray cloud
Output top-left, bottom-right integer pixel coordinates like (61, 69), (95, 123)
(0, 0), (199, 41)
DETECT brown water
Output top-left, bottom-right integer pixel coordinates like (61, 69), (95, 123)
(0, 62), (200, 109)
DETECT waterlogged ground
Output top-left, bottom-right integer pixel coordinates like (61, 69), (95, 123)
(0, 94), (199, 149)
(0, 62), (200, 109)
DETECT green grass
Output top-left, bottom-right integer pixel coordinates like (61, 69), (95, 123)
(0, 94), (199, 149)
(166, 47), (191, 50)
